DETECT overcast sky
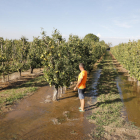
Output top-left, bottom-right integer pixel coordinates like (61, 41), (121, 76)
(0, 0), (140, 46)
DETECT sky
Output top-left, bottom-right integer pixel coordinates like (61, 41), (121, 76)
(0, 0), (140, 46)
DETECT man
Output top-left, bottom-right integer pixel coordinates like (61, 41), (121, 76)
(74, 63), (87, 112)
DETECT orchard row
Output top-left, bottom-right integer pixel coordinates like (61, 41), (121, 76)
(111, 40), (140, 81)
(0, 29), (108, 100)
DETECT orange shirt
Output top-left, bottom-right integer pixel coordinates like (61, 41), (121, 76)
(78, 70), (87, 89)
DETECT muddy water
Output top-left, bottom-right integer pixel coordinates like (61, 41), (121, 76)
(88, 69), (102, 105)
(0, 69), (101, 140)
(116, 71), (140, 127)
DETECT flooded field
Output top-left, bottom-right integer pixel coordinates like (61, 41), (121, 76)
(112, 55), (140, 127)
(0, 53), (140, 140)
(0, 67), (102, 140)
(116, 74), (140, 127)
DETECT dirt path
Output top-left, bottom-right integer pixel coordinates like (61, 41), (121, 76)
(0, 68), (44, 90)
(0, 65), (102, 140)
(88, 52), (140, 140)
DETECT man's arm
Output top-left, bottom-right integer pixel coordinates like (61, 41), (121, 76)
(76, 78), (83, 88)
(74, 77), (83, 91)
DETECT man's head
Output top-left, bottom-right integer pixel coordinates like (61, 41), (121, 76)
(79, 63), (84, 71)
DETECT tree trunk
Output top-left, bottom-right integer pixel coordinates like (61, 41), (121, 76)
(30, 66), (33, 74)
(61, 86), (63, 94)
(2, 73), (5, 82)
(19, 69), (21, 77)
(53, 87), (58, 101)
(64, 86), (67, 93)
(58, 87), (63, 98)
(137, 81), (140, 86)
(8, 72), (9, 82)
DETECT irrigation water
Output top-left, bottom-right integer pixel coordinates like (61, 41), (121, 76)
(0, 68), (101, 140)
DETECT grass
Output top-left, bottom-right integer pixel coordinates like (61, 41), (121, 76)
(0, 75), (48, 112)
(88, 52), (140, 139)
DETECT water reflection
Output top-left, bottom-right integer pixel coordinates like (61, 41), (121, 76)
(91, 69), (102, 103)
(116, 74), (140, 127)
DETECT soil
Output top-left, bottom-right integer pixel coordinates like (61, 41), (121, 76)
(0, 60), (104, 140)
(0, 68), (44, 90)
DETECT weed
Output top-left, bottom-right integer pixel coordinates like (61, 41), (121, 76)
(0, 75), (47, 112)
(92, 126), (105, 139)
(88, 52), (124, 138)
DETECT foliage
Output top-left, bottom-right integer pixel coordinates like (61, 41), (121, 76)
(0, 39), (12, 77)
(13, 37), (30, 76)
(83, 33), (99, 42)
(41, 29), (106, 100)
(0, 29), (107, 100)
(0, 36), (44, 78)
(27, 37), (43, 73)
(111, 40), (140, 81)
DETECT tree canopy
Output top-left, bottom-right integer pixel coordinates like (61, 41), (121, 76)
(83, 33), (99, 42)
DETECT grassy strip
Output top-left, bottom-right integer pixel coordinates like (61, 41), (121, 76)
(0, 75), (47, 112)
(88, 52), (140, 139)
